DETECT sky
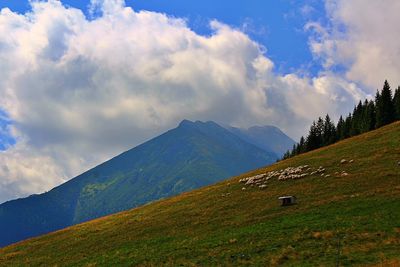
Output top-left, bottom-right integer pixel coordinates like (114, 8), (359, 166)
(0, 0), (399, 203)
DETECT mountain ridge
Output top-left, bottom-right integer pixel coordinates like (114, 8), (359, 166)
(226, 124), (295, 157)
(0, 119), (293, 247)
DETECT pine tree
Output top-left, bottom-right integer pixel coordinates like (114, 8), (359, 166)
(394, 86), (400, 120)
(376, 80), (395, 128)
(359, 99), (369, 133)
(290, 144), (297, 157)
(306, 121), (319, 151)
(375, 89), (382, 127)
(323, 114), (336, 145)
(351, 100), (367, 136)
(336, 116), (345, 140)
(344, 113), (352, 138)
(316, 117), (324, 147)
(282, 150), (291, 160)
(366, 100), (376, 131)
(297, 136), (305, 154)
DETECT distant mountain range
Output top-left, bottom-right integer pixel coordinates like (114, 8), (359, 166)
(0, 120), (294, 247)
(227, 125), (295, 157)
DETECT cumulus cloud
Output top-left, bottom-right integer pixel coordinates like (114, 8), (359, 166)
(307, 0), (400, 91)
(0, 141), (66, 202)
(0, 0), (364, 203)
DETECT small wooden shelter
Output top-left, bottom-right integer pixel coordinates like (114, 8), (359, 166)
(278, 196), (297, 206)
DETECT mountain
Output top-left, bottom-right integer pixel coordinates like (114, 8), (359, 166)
(226, 125), (295, 157)
(0, 120), (279, 247)
(1, 122), (398, 266)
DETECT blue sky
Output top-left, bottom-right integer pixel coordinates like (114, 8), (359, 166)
(129, 0), (326, 75)
(0, 0), (326, 75)
(0, 110), (15, 150)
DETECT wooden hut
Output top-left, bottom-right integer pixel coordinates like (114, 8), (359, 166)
(278, 196), (297, 206)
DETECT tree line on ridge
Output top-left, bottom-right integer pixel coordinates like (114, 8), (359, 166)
(282, 80), (400, 160)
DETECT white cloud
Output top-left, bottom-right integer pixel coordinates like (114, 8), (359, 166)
(0, 0), (364, 203)
(0, 141), (66, 202)
(307, 0), (400, 91)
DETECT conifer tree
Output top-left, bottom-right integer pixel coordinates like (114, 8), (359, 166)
(323, 114), (336, 145)
(297, 136), (305, 154)
(359, 100), (369, 133)
(290, 144), (297, 157)
(316, 117), (324, 147)
(306, 121), (319, 151)
(344, 113), (352, 138)
(366, 100), (376, 131)
(375, 89), (381, 109)
(394, 86), (400, 120)
(282, 150), (290, 160)
(336, 116), (345, 140)
(350, 101), (363, 136)
(376, 80), (395, 128)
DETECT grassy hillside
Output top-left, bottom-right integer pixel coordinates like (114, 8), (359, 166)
(1, 122), (399, 266)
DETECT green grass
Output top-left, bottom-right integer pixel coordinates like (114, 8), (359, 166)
(1, 122), (400, 266)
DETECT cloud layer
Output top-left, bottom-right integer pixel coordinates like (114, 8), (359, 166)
(308, 0), (400, 91)
(0, 0), (378, 203)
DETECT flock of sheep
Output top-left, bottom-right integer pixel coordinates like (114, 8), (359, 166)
(239, 159), (355, 190)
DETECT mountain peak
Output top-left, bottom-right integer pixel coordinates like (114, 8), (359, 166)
(178, 119), (220, 129)
(178, 119), (194, 127)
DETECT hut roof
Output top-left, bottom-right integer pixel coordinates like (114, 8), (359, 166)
(278, 196), (296, 200)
